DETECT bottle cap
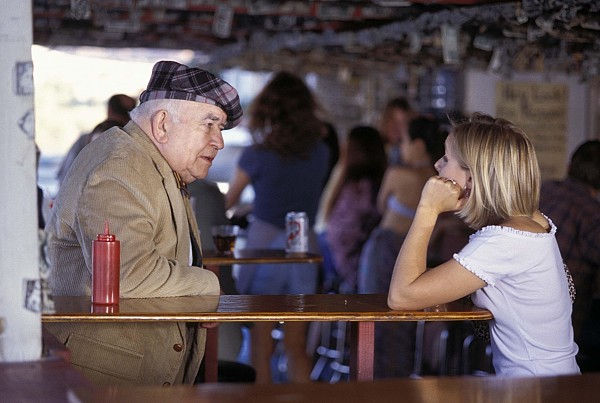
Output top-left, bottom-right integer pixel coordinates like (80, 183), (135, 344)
(97, 220), (116, 242)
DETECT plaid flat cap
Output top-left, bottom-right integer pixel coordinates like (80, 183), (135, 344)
(139, 61), (243, 129)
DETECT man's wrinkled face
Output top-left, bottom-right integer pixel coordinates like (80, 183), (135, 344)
(162, 102), (227, 184)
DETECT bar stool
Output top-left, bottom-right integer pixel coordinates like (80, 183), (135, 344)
(310, 321), (349, 383)
(461, 334), (493, 375)
(410, 321), (454, 377)
(310, 321), (336, 380)
(328, 321), (349, 382)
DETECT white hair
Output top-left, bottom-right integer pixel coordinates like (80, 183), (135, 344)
(129, 99), (188, 124)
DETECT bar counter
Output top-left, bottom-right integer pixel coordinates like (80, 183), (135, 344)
(43, 294), (491, 323)
(202, 249), (323, 266)
(42, 294), (490, 381)
(81, 373), (596, 402)
(2, 355), (595, 403)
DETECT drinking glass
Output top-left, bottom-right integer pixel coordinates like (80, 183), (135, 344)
(211, 225), (240, 255)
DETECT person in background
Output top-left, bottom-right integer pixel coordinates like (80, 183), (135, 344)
(313, 122), (341, 293)
(225, 71), (329, 384)
(188, 179), (237, 294)
(106, 93), (137, 125)
(539, 140), (600, 371)
(188, 178), (255, 382)
(388, 112), (579, 377)
(322, 126), (387, 294)
(358, 116), (447, 378)
(56, 93), (136, 185)
(321, 122), (340, 188)
(45, 61), (243, 385)
(189, 180), (230, 252)
(378, 97), (413, 166)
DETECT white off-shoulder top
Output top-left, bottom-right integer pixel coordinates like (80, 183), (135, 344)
(454, 218), (580, 376)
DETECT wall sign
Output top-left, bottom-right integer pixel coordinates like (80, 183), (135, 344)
(496, 82), (568, 179)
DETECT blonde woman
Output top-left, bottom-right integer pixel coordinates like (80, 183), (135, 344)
(388, 112), (580, 376)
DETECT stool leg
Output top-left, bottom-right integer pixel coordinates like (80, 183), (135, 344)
(310, 321), (334, 381)
(438, 329), (449, 375)
(410, 321), (425, 378)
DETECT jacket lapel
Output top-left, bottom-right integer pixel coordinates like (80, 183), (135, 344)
(164, 173), (190, 262)
(124, 122), (190, 262)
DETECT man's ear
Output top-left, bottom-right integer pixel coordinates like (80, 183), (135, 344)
(150, 109), (169, 144)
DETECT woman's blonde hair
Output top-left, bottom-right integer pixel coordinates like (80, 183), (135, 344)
(450, 112), (541, 230)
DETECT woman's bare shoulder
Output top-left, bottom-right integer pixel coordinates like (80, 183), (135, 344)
(386, 166), (432, 187)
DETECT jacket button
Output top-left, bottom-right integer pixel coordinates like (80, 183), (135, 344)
(162, 382), (171, 387)
(173, 343), (183, 352)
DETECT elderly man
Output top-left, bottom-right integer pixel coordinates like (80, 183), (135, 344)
(44, 61), (243, 385)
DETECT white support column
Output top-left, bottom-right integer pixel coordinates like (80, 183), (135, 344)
(0, 0), (41, 361)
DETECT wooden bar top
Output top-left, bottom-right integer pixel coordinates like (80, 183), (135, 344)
(203, 249), (323, 265)
(2, 351), (594, 403)
(42, 294), (492, 323)
(28, 372), (599, 403)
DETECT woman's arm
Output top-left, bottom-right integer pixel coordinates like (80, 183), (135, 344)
(387, 176), (485, 310)
(225, 167), (250, 210)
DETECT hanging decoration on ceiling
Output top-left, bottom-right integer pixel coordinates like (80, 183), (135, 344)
(33, 1), (600, 79)
(212, 4), (234, 38)
(70, 0), (91, 20)
(208, 1), (599, 79)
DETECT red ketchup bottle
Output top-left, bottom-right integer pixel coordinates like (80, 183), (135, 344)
(92, 221), (120, 305)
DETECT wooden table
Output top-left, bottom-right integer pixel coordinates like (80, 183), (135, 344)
(43, 294), (491, 382)
(3, 351), (595, 403)
(203, 249), (323, 266)
(74, 373), (600, 403)
(203, 248), (323, 381)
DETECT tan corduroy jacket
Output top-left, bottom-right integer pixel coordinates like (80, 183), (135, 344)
(44, 121), (220, 385)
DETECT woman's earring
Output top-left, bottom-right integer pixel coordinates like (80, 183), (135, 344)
(462, 186), (471, 198)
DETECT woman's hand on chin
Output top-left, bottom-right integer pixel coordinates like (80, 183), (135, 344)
(418, 175), (464, 215)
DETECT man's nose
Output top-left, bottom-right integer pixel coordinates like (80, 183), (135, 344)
(214, 131), (225, 150)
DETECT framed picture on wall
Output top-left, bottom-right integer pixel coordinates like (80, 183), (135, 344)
(496, 81), (568, 180)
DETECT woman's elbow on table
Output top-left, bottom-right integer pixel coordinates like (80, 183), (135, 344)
(387, 289), (422, 311)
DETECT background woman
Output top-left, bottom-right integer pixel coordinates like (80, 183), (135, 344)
(388, 112), (580, 376)
(322, 125), (387, 294)
(378, 97), (413, 166)
(225, 71), (330, 383)
(358, 115), (448, 377)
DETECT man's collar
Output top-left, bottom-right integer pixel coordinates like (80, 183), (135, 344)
(173, 171), (190, 198)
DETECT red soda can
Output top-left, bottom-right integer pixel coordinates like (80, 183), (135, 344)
(285, 211), (309, 253)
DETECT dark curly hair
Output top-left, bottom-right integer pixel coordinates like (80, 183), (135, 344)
(248, 71), (323, 157)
